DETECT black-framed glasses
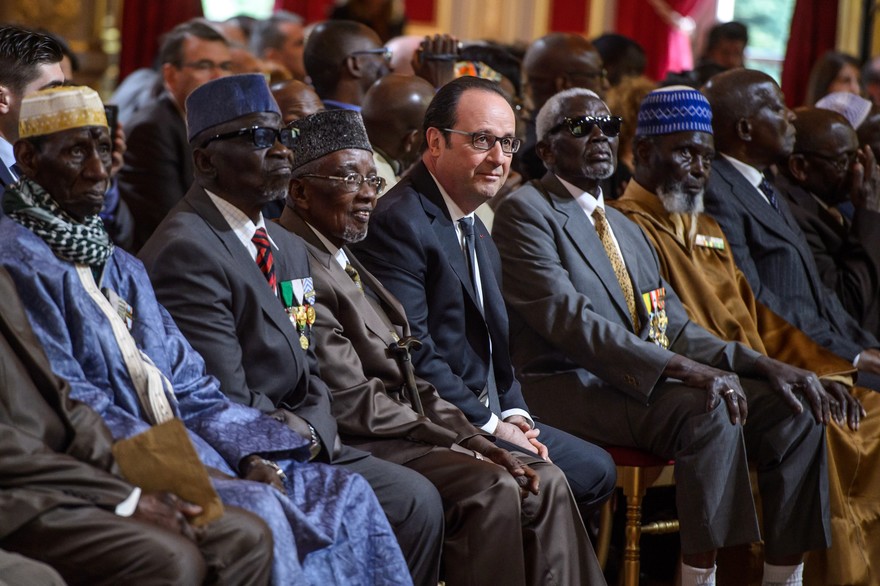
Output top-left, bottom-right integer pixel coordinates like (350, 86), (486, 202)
(201, 126), (300, 149)
(299, 172), (387, 195)
(349, 48), (393, 63)
(795, 150), (856, 173)
(550, 115), (622, 138)
(179, 59), (233, 72)
(442, 128), (521, 154)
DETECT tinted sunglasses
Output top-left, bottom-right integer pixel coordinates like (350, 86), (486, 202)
(201, 126), (300, 149)
(549, 115), (622, 138)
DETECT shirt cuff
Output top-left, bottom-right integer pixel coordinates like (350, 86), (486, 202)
(114, 487), (142, 517)
(501, 408), (534, 429)
(479, 413), (500, 434)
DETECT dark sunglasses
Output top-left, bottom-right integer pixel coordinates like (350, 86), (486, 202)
(201, 126), (300, 149)
(550, 115), (622, 138)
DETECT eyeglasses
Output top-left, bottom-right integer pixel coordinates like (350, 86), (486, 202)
(796, 150), (856, 173)
(442, 128), (521, 154)
(349, 48), (393, 63)
(549, 115), (622, 138)
(201, 126), (300, 149)
(180, 59), (233, 72)
(299, 172), (387, 195)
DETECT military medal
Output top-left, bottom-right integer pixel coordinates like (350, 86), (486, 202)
(279, 278), (317, 350)
(641, 287), (669, 349)
(695, 234), (725, 250)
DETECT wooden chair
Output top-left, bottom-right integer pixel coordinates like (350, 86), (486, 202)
(596, 446), (679, 586)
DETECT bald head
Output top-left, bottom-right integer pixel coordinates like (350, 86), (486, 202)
(703, 68), (796, 167)
(362, 74), (435, 169)
(791, 107), (852, 153)
(304, 20), (388, 103)
(523, 33), (608, 111)
(271, 79), (324, 125)
(786, 107), (858, 204)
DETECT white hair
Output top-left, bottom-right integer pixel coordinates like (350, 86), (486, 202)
(535, 88), (602, 142)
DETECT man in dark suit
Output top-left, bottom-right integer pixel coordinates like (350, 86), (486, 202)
(775, 106), (880, 337)
(353, 77), (617, 518)
(0, 26), (64, 197)
(278, 108), (606, 585)
(702, 69), (880, 378)
(139, 74), (442, 585)
(0, 266), (272, 586)
(119, 20), (232, 250)
(491, 86), (831, 586)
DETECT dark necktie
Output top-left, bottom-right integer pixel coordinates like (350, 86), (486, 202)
(344, 262), (365, 295)
(457, 216), (501, 416)
(758, 176), (781, 213)
(252, 227), (276, 292)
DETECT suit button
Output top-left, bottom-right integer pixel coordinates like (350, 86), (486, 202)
(625, 375), (638, 386)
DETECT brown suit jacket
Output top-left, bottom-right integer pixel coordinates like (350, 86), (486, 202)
(0, 267), (133, 540)
(277, 207), (482, 463)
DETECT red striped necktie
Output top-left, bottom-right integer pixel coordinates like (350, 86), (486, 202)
(252, 227), (276, 292)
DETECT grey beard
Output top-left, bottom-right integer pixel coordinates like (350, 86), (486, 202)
(586, 162), (616, 180)
(343, 224), (368, 244)
(656, 184), (704, 215)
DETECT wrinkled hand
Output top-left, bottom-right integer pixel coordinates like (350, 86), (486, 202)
(134, 492), (201, 541)
(240, 455), (285, 493)
(755, 356), (829, 424)
(505, 415), (549, 460)
(665, 355), (747, 425)
(822, 379), (865, 431)
(412, 34), (459, 89)
(483, 446), (540, 498)
(850, 146), (880, 212)
(110, 123), (127, 177)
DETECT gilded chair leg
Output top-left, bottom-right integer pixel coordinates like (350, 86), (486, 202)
(622, 467), (646, 586)
(596, 497), (614, 569)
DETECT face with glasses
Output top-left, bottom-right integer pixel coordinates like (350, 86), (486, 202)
(349, 42), (392, 92)
(164, 36), (232, 107)
(291, 149), (382, 247)
(426, 89), (516, 211)
(791, 120), (859, 204)
(539, 94), (619, 187)
(195, 112), (293, 210)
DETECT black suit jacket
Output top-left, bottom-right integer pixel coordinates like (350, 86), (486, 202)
(704, 155), (878, 361)
(138, 185), (338, 455)
(353, 161), (530, 428)
(776, 173), (880, 337)
(119, 92), (194, 250)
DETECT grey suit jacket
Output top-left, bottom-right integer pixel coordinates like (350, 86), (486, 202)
(704, 155), (877, 361)
(138, 185), (338, 453)
(492, 173), (761, 404)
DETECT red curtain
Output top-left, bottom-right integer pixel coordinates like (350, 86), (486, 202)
(118, 0), (204, 81)
(616, 0), (704, 81)
(550, 0), (589, 34)
(780, 0), (838, 107)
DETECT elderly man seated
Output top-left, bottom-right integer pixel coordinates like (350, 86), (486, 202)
(277, 108), (607, 585)
(612, 86), (880, 586)
(491, 87), (832, 586)
(0, 85), (410, 585)
(0, 267), (272, 586)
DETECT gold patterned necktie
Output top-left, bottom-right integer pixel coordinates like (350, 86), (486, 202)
(592, 207), (640, 331)
(344, 262), (365, 295)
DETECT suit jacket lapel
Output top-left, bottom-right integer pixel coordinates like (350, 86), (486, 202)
(410, 163), (483, 310)
(185, 187), (299, 356)
(347, 250), (410, 337)
(540, 174), (634, 325)
(0, 163), (14, 188)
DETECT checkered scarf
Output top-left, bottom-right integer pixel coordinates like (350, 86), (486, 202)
(3, 177), (114, 267)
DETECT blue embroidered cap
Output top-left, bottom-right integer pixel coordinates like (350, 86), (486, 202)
(185, 74), (281, 142)
(636, 86), (713, 137)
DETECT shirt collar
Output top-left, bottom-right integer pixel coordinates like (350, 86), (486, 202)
(306, 221), (350, 269)
(204, 189), (276, 249)
(556, 174), (605, 216)
(0, 137), (17, 179)
(721, 153), (763, 189)
(429, 170), (472, 223)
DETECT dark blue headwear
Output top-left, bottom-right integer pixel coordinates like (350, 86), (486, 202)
(636, 86), (713, 137)
(185, 74), (281, 142)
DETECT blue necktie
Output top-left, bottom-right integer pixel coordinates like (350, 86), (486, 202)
(758, 176), (781, 213)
